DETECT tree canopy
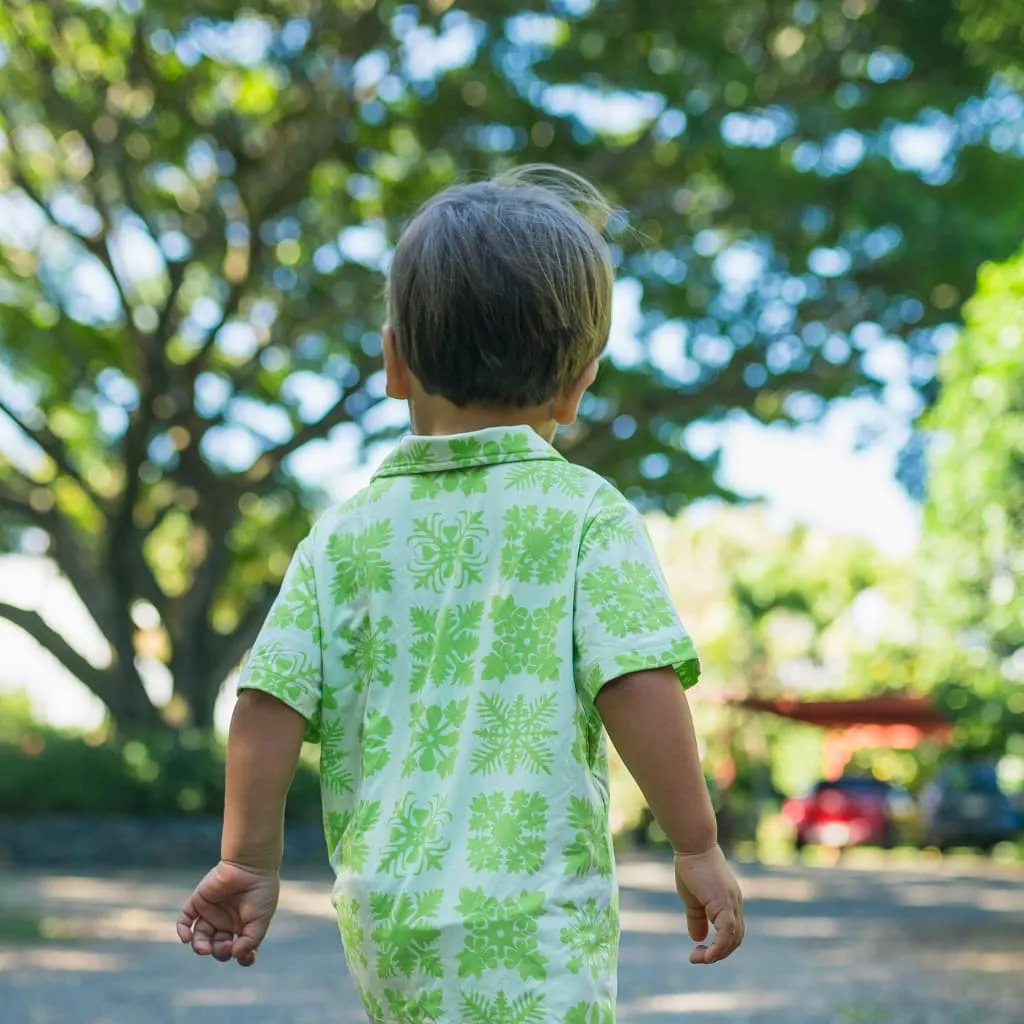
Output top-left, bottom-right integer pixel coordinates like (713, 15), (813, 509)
(919, 248), (1024, 756)
(1, 0), (1022, 731)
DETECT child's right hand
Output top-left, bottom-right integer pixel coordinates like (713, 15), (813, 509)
(177, 860), (280, 967)
(673, 845), (744, 964)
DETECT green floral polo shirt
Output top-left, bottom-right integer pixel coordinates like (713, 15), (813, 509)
(238, 426), (699, 1023)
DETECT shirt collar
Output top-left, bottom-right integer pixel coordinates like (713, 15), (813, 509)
(373, 426), (564, 478)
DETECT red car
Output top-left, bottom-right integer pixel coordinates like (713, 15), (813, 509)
(783, 776), (915, 850)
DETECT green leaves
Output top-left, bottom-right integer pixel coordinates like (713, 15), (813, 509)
(3, 0), (1024, 735)
(919, 246), (1024, 755)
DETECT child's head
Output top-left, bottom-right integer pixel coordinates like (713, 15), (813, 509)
(384, 165), (613, 431)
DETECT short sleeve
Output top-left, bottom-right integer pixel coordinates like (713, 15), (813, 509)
(573, 489), (699, 702)
(238, 540), (323, 741)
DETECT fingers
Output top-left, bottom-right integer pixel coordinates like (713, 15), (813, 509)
(184, 917), (251, 965)
(190, 917), (217, 957)
(231, 914), (271, 967)
(211, 928), (235, 963)
(690, 905), (744, 965)
(235, 947), (258, 968)
(684, 904), (709, 943)
(176, 894), (200, 944)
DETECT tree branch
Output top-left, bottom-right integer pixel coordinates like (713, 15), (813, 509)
(235, 392), (367, 485)
(5, 161), (137, 324)
(0, 399), (107, 514)
(0, 478), (133, 639)
(210, 588), (277, 687)
(0, 601), (114, 705)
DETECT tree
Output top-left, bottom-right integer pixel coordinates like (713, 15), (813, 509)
(919, 248), (1024, 755)
(1, 0), (1022, 731)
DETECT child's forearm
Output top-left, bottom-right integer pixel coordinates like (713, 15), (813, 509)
(221, 689), (307, 873)
(595, 666), (718, 856)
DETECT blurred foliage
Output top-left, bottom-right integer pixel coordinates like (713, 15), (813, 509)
(0, 693), (322, 818)
(649, 506), (908, 702)
(1, 0), (1023, 731)
(647, 506), (936, 806)
(956, 0), (1024, 87)
(919, 248), (1024, 757)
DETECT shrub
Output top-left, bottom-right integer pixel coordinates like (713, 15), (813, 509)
(0, 695), (322, 820)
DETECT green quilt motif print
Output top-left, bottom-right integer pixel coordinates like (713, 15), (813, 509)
(564, 1003), (615, 1024)
(382, 439), (435, 474)
(336, 895), (367, 969)
(382, 988), (444, 1023)
(615, 637), (699, 687)
(411, 468), (487, 500)
(562, 797), (612, 878)
(370, 889), (444, 980)
(379, 794), (452, 877)
(266, 558), (321, 646)
(324, 810), (348, 863)
(471, 693), (558, 775)
(340, 801), (381, 873)
(404, 699), (469, 777)
(328, 521), (394, 604)
(580, 507), (639, 559)
(500, 505), (576, 584)
(242, 641), (318, 706)
(504, 460), (587, 498)
(340, 615), (397, 692)
(459, 990), (546, 1024)
(582, 561), (676, 638)
(409, 602), (484, 691)
(467, 791), (548, 874)
(360, 709), (393, 777)
(560, 899), (618, 978)
(447, 431), (532, 466)
(319, 718), (353, 795)
(456, 888), (547, 981)
(483, 595), (565, 683)
(409, 512), (488, 592)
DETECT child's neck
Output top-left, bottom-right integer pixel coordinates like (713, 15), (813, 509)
(408, 393), (558, 443)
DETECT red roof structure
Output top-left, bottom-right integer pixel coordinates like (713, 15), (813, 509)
(739, 696), (951, 734)
(738, 695), (952, 779)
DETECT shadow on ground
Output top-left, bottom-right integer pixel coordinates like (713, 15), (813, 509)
(1, 853), (1022, 1023)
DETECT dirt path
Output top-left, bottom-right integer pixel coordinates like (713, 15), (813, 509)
(1, 853), (1022, 1022)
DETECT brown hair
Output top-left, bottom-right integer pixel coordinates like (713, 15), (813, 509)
(387, 165), (614, 408)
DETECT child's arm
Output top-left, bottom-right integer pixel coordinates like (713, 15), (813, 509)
(177, 690), (306, 966)
(221, 690), (306, 871)
(596, 666), (744, 965)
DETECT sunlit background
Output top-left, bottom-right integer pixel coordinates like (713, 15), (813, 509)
(1, 0), (1022, 847)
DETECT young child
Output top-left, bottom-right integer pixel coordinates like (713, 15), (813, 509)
(178, 166), (744, 1022)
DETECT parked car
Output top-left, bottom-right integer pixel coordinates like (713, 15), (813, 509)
(919, 762), (1023, 853)
(783, 775), (917, 851)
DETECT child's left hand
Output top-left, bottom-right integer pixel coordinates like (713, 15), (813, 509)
(177, 860), (280, 967)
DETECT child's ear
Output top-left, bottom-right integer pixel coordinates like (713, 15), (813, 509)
(382, 325), (410, 400)
(554, 359), (599, 425)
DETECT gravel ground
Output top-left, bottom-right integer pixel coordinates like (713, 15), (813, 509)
(1, 853), (1022, 1023)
